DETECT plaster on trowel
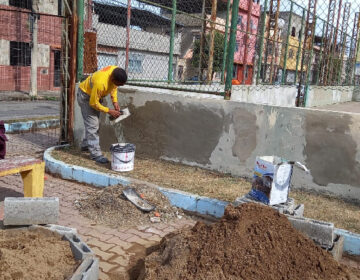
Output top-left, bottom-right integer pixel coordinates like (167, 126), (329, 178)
(110, 108), (131, 124)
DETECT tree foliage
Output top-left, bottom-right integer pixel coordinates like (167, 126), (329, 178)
(192, 31), (225, 77)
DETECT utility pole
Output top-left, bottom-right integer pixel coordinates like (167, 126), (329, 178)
(30, 0), (39, 97)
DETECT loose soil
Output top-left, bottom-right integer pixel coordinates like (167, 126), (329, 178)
(75, 184), (185, 228)
(52, 147), (360, 234)
(142, 204), (360, 280)
(0, 227), (79, 280)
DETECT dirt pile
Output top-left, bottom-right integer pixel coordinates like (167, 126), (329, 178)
(142, 203), (360, 280)
(0, 227), (78, 280)
(76, 184), (184, 228)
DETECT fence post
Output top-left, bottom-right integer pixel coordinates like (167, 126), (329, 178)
(304, 17), (317, 107)
(207, 0), (218, 83)
(294, 9), (305, 85)
(256, 0), (268, 85)
(76, 0), (84, 81)
(168, 0), (177, 82)
(315, 20), (326, 85)
(125, 0), (131, 74)
(353, 33), (360, 85)
(224, 0), (240, 99)
(221, 0), (231, 83)
(281, 1), (293, 85)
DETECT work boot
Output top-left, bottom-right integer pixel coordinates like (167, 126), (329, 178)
(94, 156), (109, 164)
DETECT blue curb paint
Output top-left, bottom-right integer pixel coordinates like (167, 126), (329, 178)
(5, 119), (60, 133)
(44, 145), (360, 256)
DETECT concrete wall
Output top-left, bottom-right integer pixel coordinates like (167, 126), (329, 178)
(231, 85), (355, 108)
(307, 86), (354, 107)
(353, 87), (360, 102)
(231, 85), (297, 107)
(73, 86), (360, 202)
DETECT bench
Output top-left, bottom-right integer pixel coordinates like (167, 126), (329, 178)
(0, 157), (45, 197)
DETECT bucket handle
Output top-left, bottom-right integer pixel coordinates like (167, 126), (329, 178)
(113, 152), (134, 164)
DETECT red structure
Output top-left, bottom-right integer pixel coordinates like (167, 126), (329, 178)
(0, 4), (62, 92)
(233, 0), (260, 84)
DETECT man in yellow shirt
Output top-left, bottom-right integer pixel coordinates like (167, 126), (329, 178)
(77, 65), (127, 164)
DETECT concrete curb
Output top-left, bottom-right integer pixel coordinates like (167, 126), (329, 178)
(44, 145), (360, 256)
(5, 118), (60, 133)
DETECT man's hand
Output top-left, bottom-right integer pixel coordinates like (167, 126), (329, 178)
(108, 109), (121, 119)
(113, 103), (120, 112)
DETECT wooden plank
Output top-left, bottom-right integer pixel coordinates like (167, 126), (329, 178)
(0, 157), (42, 174)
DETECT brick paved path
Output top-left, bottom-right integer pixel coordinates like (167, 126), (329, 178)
(1, 130), (195, 279)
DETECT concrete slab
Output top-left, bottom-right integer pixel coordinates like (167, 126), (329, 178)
(287, 216), (334, 248)
(4, 197), (59, 226)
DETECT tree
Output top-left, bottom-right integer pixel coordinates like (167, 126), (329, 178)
(192, 31), (225, 80)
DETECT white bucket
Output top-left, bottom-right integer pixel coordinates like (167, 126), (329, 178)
(110, 143), (136, 172)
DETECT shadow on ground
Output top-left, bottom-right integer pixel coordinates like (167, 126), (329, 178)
(0, 187), (23, 202)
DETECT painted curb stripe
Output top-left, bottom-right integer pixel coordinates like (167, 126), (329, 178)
(44, 146), (360, 256)
(5, 119), (60, 133)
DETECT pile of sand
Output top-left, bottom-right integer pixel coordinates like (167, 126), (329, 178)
(142, 203), (360, 280)
(76, 184), (184, 228)
(0, 228), (78, 280)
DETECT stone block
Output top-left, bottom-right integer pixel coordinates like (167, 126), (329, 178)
(287, 216), (334, 248)
(4, 197), (59, 226)
(64, 233), (94, 261)
(70, 257), (99, 280)
(328, 234), (344, 262)
(293, 204), (305, 217)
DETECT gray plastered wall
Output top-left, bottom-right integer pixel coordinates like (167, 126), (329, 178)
(73, 85), (360, 202)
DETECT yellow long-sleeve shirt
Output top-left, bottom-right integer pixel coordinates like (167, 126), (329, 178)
(79, 65), (119, 113)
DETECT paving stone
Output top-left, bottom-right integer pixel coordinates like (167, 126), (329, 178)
(108, 256), (129, 267)
(86, 239), (115, 252)
(91, 247), (116, 262)
(100, 262), (119, 273)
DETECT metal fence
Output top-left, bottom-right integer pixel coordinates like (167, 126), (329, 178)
(79, 0), (360, 101)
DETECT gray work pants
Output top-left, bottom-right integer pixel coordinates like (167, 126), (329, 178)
(77, 88), (103, 159)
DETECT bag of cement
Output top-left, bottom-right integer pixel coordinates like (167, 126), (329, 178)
(249, 156), (293, 205)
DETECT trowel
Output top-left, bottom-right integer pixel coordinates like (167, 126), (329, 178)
(110, 108), (130, 125)
(122, 187), (155, 212)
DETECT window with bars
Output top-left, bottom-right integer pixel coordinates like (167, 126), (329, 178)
(129, 54), (143, 73)
(9, 0), (32, 10)
(10, 41), (31, 66)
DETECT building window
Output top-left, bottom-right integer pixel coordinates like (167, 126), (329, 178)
(10, 41), (31, 66)
(232, 64), (238, 79)
(9, 0), (32, 9)
(237, 15), (243, 27)
(129, 54), (143, 73)
(235, 39), (241, 52)
(289, 49), (294, 59)
(291, 27), (296, 37)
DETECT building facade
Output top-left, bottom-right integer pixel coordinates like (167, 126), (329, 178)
(0, 0), (62, 92)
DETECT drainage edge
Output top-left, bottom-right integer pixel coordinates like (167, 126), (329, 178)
(44, 145), (360, 256)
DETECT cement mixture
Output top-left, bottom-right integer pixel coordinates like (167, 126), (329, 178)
(75, 184), (185, 228)
(142, 203), (360, 280)
(0, 227), (78, 280)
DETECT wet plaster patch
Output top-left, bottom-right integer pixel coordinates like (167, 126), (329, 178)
(121, 100), (224, 165)
(231, 107), (257, 162)
(305, 111), (360, 186)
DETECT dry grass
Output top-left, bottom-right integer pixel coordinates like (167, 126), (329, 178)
(52, 146), (360, 234)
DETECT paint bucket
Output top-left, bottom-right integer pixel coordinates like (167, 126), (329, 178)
(110, 143), (136, 172)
